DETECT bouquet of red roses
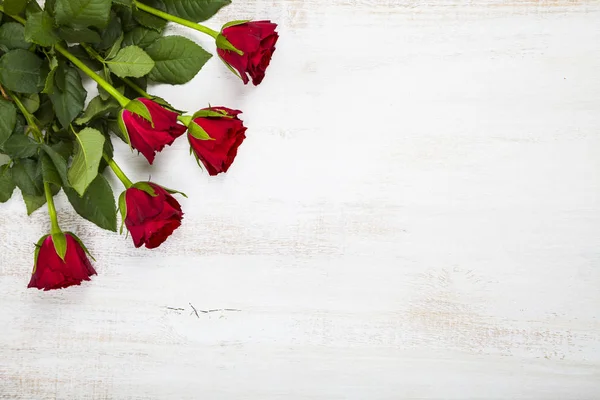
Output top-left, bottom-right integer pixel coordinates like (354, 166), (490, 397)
(0, 0), (278, 290)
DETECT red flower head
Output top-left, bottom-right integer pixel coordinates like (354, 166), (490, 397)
(217, 20), (279, 86)
(187, 107), (247, 176)
(120, 98), (187, 164)
(120, 182), (184, 249)
(28, 233), (96, 291)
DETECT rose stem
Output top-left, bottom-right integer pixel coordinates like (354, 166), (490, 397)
(43, 182), (61, 234)
(54, 44), (130, 107)
(6, 90), (43, 142)
(103, 154), (133, 189)
(0, 7), (25, 23)
(133, 1), (219, 38)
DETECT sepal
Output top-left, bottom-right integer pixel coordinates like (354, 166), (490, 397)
(117, 109), (132, 148)
(66, 231), (96, 261)
(192, 108), (232, 119)
(33, 234), (51, 273)
(222, 20), (250, 29)
(216, 34), (243, 56)
(156, 184), (187, 198)
(118, 190), (127, 235)
(132, 181), (157, 197)
(124, 98), (153, 126)
(218, 55), (243, 81)
(51, 232), (67, 262)
(188, 120), (212, 141)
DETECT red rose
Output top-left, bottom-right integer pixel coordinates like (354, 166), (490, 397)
(28, 233), (96, 291)
(188, 107), (247, 176)
(121, 98), (187, 164)
(217, 21), (279, 86)
(123, 182), (183, 249)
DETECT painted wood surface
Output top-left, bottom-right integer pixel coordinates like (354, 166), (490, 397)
(2, 0), (600, 398)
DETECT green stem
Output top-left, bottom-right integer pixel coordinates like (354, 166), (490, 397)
(103, 154), (133, 189)
(8, 90), (43, 142)
(54, 44), (130, 108)
(133, 0), (219, 38)
(44, 182), (61, 234)
(80, 43), (104, 64)
(0, 6), (25, 24)
(122, 77), (152, 99)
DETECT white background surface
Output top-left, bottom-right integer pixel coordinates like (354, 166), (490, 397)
(2, 0), (600, 398)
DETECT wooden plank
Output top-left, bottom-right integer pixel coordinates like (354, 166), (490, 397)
(1, 0), (600, 398)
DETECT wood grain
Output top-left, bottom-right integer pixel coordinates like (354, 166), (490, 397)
(2, 0), (600, 398)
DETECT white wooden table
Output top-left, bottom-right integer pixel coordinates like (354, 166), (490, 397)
(2, 0), (600, 398)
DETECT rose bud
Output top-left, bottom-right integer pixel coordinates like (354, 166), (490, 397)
(119, 182), (184, 249)
(120, 98), (187, 164)
(217, 20), (279, 86)
(186, 107), (247, 176)
(28, 233), (96, 291)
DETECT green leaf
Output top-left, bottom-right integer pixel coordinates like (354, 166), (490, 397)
(75, 95), (120, 125)
(24, 12), (60, 46)
(42, 57), (59, 95)
(97, 12), (122, 50)
(0, 22), (30, 51)
(0, 165), (16, 203)
(0, 98), (17, 147)
(133, 0), (167, 31)
(68, 127), (105, 196)
(4, 0), (28, 15)
(113, 0), (132, 6)
(23, 192), (46, 215)
(114, 5), (137, 32)
(67, 46), (104, 71)
(34, 95), (56, 127)
(3, 135), (39, 158)
(41, 144), (69, 186)
(54, 63), (67, 91)
(105, 33), (124, 60)
(40, 152), (62, 187)
(25, 0), (42, 15)
(12, 158), (43, 196)
(106, 45), (154, 78)
(57, 26), (101, 44)
(21, 93), (40, 114)
(146, 36), (212, 84)
(0, 49), (48, 94)
(49, 65), (86, 128)
(50, 141), (73, 162)
(54, 0), (111, 29)
(51, 232), (67, 261)
(12, 115), (26, 136)
(123, 26), (160, 49)
(161, 0), (230, 22)
(65, 174), (116, 231)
